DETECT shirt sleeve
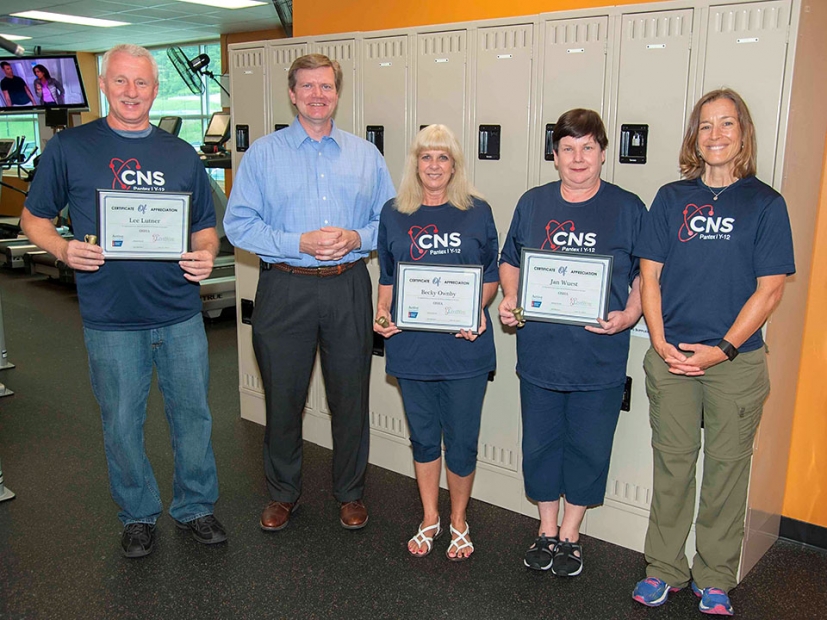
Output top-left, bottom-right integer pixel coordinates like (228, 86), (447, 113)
(634, 186), (670, 264)
(499, 193), (526, 268)
(754, 194), (796, 277)
(481, 201), (500, 282)
(223, 140), (303, 260)
(377, 200), (396, 286)
(354, 148), (396, 253)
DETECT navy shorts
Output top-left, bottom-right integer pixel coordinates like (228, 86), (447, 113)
(397, 373), (489, 477)
(520, 379), (623, 506)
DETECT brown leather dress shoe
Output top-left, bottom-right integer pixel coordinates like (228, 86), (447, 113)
(260, 501), (296, 532)
(340, 499), (369, 530)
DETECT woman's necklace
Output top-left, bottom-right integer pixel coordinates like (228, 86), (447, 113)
(700, 176), (735, 201)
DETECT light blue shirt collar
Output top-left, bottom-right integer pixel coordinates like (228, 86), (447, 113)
(284, 116), (343, 150)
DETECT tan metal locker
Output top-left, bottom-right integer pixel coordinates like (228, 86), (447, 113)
(228, 45), (267, 173)
(539, 17), (610, 185)
(362, 36), (409, 188)
(612, 9), (694, 208)
(267, 42), (309, 131)
(312, 39), (357, 133)
(415, 30), (467, 144)
(702, 1), (791, 183)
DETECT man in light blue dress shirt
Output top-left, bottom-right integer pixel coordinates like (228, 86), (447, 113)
(225, 54), (395, 533)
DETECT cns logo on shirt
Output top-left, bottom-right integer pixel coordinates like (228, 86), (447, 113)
(408, 225), (461, 260)
(109, 158), (166, 191)
(678, 204), (734, 242)
(541, 219), (596, 252)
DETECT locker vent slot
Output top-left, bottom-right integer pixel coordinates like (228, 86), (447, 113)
(370, 411), (408, 438)
(606, 478), (652, 509)
(479, 442), (516, 469)
(547, 18), (606, 45)
(366, 38), (406, 60)
(710, 3), (788, 34)
(242, 372), (263, 393)
(480, 25), (532, 51)
(233, 50), (263, 70)
(272, 46), (304, 67)
(315, 41), (354, 62)
(624, 11), (692, 41)
(419, 32), (464, 55)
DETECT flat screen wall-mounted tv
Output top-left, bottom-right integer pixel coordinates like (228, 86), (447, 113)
(0, 54), (89, 113)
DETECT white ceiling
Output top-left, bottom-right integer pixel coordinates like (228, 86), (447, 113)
(0, 0), (283, 54)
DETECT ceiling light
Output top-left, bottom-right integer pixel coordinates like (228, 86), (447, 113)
(0, 34), (31, 41)
(174, 0), (267, 8)
(10, 11), (130, 28)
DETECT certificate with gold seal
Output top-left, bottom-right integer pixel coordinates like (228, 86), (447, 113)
(96, 189), (191, 260)
(394, 262), (484, 333)
(517, 248), (613, 326)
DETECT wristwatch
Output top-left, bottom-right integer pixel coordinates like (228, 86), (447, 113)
(716, 339), (739, 361)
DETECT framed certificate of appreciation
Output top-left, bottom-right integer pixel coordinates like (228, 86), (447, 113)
(394, 262), (484, 333)
(517, 249), (613, 327)
(96, 189), (192, 260)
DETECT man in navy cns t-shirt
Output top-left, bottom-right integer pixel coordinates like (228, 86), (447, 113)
(21, 44), (226, 558)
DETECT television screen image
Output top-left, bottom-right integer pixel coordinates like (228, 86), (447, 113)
(0, 54), (89, 112)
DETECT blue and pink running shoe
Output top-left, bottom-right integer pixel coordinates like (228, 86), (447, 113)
(632, 577), (682, 607)
(692, 582), (735, 616)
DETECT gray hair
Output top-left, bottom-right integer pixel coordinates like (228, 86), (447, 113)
(101, 44), (159, 83)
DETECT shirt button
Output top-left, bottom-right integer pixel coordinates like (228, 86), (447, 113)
(322, 196), (327, 200)
(320, 174), (324, 178)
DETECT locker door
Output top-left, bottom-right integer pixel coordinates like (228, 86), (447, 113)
(471, 24), (534, 494)
(229, 45), (267, 173)
(539, 17), (609, 185)
(702, 1), (791, 184)
(362, 36), (409, 188)
(416, 30), (467, 144)
(612, 9), (694, 208)
(267, 42), (309, 130)
(473, 23), (534, 232)
(312, 39), (357, 133)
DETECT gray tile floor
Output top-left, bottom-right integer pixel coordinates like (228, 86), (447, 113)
(1, 269), (825, 619)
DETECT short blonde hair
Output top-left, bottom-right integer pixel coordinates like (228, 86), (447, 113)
(679, 88), (757, 180)
(395, 124), (481, 215)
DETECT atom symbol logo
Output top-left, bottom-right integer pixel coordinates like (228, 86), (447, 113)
(109, 158), (141, 189)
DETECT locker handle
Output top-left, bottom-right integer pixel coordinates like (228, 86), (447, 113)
(235, 124), (249, 152)
(478, 125), (501, 161)
(366, 125), (385, 156)
(544, 124), (556, 161)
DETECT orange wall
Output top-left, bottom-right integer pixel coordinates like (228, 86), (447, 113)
(294, 0), (827, 529)
(782, 138), (827, 528)
(295, 0), (657, 36)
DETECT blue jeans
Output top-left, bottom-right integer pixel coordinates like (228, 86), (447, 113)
(84, 313), (219, 525)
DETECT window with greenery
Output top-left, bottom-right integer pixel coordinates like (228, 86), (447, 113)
(0, 114), (38, 165)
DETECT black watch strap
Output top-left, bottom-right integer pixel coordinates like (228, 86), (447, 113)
(717, 339), (739, 361)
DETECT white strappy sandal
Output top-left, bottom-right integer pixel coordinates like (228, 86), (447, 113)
(408, 518), (442, 557)
(446, 522), (474, 561)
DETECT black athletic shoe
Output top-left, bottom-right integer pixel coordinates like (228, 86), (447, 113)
(121, 522), (156, 558)
(174, 514), (228, 545)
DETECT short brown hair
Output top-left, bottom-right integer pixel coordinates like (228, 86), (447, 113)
(288, 54), (342, 94)
(679, 88), (757, 180)
(552, 109), (608, 153)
